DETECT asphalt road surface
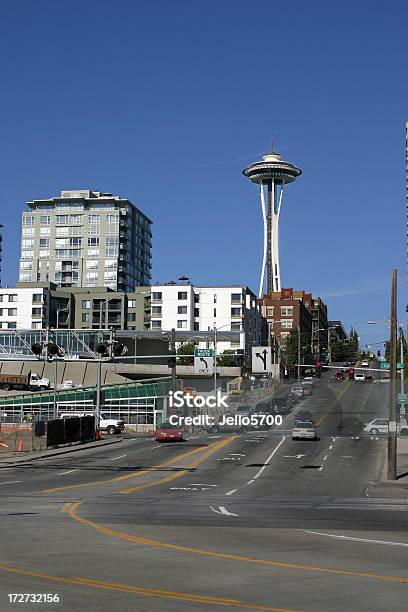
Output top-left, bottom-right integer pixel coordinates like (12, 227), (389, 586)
(1, 374), (407, 612)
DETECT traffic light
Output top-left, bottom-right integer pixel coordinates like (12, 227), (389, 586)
(96, 343), (110, 357)
(168, 353), (177, 368)
(31, 343), (43, 358)
(315, 361), (321, 378)
(377, 350), (381, 357)
(112, 341), (127, 357)
(47, 343), (65, 359)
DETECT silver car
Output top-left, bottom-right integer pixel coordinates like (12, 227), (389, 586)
(292, 421), (318, 440)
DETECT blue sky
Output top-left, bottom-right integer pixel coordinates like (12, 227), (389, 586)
(0, 0), (406, 350)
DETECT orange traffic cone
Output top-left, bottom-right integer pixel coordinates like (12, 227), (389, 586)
(16, 439), (23, 452)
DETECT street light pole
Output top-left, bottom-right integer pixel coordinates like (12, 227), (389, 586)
(53, 358), (58, 419)
(214, 325), (217, 396)
(388, 269), (397, 481)
(297, 328), (301, 382)
(170, 327), (176, 394)
(399, 327), (405, 414)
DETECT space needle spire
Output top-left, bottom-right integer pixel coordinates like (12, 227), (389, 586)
(243, 142), (301, 297)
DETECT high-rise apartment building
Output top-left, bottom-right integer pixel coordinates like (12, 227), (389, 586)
(406, 122), (408, 278)
(0, 224), (3, 287)
(19, 190), (152, 291)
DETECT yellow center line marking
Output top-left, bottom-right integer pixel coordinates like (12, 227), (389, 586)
(66, 502), (408, 585)
(316, 382), (350, 427)
(43, 439), (229, 494)
(0, 563), (298, 612)
(120, 436), (234, 494)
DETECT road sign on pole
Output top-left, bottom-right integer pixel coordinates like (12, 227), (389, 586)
(251, 346), (272, 374)
(381, 362), (403, 369)
(397, 393), (407, 404)
(194, 348), (214, 375)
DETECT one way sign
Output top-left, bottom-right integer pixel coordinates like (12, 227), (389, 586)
(251, 346), (272, 373)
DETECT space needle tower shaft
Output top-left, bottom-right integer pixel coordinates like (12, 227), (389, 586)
(243, 144), (301, 297)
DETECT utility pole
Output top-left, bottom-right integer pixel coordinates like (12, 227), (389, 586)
(297, 327), (301, 382)
(399, 327), (405, 415)
(170, 328), (176, 394)
(388, 269), (397, 480)
(214, 326), (217, 396)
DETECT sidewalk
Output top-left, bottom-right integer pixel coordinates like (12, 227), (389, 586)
(0, 436), (124, 465)
(367, 437), (408, 498)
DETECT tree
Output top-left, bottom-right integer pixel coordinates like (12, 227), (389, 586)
(283, 329), (298, 373)
(217, 350), (240, 367)
(176, 341), (195, 365)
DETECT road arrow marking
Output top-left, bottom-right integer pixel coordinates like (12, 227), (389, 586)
(304, 530), (408, 547)
(283, 454), (306, 459)
(209, 505), (238, 517)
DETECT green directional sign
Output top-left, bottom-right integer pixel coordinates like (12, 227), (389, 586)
(194, 348), (213, 358)
(380, 362), (404, 369)
(397, 393), (407, 404)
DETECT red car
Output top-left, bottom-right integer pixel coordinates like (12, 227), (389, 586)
(155, 422), (184, 442)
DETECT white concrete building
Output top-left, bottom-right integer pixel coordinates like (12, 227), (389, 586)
(0, 287), (49, 330)
(150, 283), (265, 355)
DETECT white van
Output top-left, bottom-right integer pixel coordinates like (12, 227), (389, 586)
(59, 412), (125, 435)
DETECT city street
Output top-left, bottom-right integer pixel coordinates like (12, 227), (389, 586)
(1, 376), (407, 612)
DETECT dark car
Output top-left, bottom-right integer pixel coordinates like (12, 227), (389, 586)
(365, 375), (374, 383)
(335, 372), (345, 381)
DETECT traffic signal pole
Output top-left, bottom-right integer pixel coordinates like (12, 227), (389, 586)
(388, 269), (397, 481)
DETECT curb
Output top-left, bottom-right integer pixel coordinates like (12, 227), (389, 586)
(0, 438), (124, 464)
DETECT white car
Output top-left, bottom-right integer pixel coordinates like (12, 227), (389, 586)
(354, 373), (365, 382)
(302, 377), (315, 386)
(361, 360), (370, 367)
(61, 380), (75, 389)
(363, 418), (408, 435)
(292, 421), (318, 440)
(374, 377), (390, 384)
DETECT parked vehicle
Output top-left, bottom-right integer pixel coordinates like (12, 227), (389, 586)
(374, 377), (390, 384)
(60, 412), (125, 434)
(0, 371), (50, 392)
(334, 372), (345, 381)
(363, 418), (408, 436)
(292, 421), (318, 440)
(354, 373), (365, 382)
(155, 421), (183, 442)
(302, 377), (315, 386)
(361, 360), (370, 367)
(290, 385), (304, 397)
(365, 375), (374, 383)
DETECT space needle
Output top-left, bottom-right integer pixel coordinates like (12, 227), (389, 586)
(243, 143), (302, 297)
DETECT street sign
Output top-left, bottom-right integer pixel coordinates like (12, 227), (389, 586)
(251, 346), (272, 374)
(380, 362), (403, 369)
(194, 348), (214, 375)
(397, 393), (407, 404)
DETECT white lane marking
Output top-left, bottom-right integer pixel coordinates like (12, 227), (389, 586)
(210, 505), (238, 517)
(329, 445), (333, 450)
(110, 455), (127, 461)
(150, 445), (162, 449)
(340, 456), (356, 459)
(226, 489), (238, 496)
(0, 480), (21, 485)
(229, 453), (245, 457)
(318, 466), (324, 471)
(304, 530), (408, 547)
(190, 484), (217, 487)
(246, 479), (255, 485)
(323, 455), (328, 461)
(57, 469), (80, 476)
(284, 454), (305, 459)
(252, 436), (286, 481)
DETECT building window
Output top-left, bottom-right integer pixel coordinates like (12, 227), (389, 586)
(151, 320), (161, 329)
(8, 295), (17, 303)
(86, 260), (99, 270)
(231, 307), (241, 317)
(31, 322), (42, 330)
(177, 320), (187, 329)
(127, 313), (136, 322)
(152, 306), (162, 315)
(178, 292), (187, 300)
(231, 322), (241, 330)
(88, 214), (100, 224)
(32, 294), (43, 303)
(39, 238), (50, 248)
(214, 308), (217, 317)
(21, 239), (34, 249)
(21, 250), (34, 259)
(82, 300), (91, 309)
(105, 247), (118, 257)
(22, 227), (35, 236)
(128, 300), (137, 308)
(70, 237), (82, 247)
(40, 215), (50, 225)
(7, 322), (17, 329)
(281, 306), (293, 317)
(8, 308), (17, 316)
(31, 308), (42, 317)
(39, 227), (51, 236)
(281, 320), (293, 329)
(213, 294), (217, 303)
(88, 237), (99, 247)
(106, 236), (118, 245)
(178, 306), (187, 314)
(82, 313), (90, 323)
(266, 307), (274, 317)
(23, 215), (35, 226)
(231, 293), (242, 302)
(19, 273), (32, 282)
(56, 215), (69, 224)
(107, 213), (119, 223)
(152, 292), (162, 300)
(87, 248), (100, 258)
